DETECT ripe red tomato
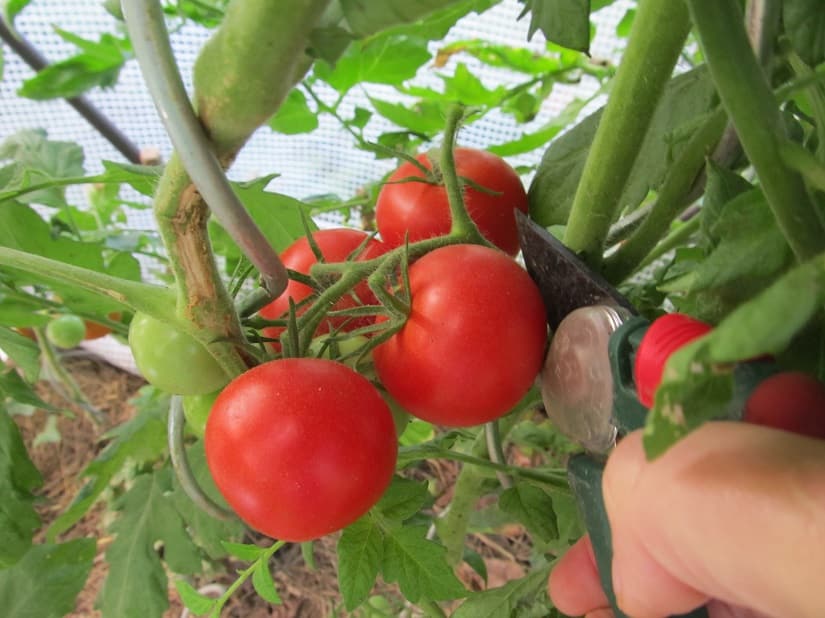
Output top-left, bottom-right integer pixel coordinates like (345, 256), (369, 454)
(259, 229), (387, 348)
(375, 148), (528, 256)
(373, 244), (547, 427)
(204, 358), (397, 541)
(84, 312), (121, 340)
(634, 313), (713, 407)
(743, 371), (825, 439)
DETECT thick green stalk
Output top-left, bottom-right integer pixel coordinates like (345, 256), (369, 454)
(604, 106), (728, 282)
(562, 0), (691, 266)
(686, 0), (825, 261)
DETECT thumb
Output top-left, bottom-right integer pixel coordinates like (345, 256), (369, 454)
(603, 422), (825, 618)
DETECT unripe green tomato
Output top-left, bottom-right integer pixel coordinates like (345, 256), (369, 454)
(128, 312), (230, 395)
(183, 390), (220, 438)
(308, 335), (370, 368)
(45, 315), (86, 349)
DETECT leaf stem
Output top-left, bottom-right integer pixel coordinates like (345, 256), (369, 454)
(212, 540), (286, 615)
(685, 0), (825, 261)
(604, 106), (728, 282)
(562, 0), (691, 266)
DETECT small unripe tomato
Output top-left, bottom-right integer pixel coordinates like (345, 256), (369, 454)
(743, 371), (825, 439)
(46, 315), (86, 349)
(183, 390), (220, 438)
(634, 313), (713, 407)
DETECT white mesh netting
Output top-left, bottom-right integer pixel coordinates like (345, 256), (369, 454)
(1, 0), (631, 370)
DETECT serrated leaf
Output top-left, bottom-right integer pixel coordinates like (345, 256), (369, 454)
(440, 63), (507, 106)
(47, 387), (168, 540)
(0, 539), (95, 618)
(340, 0), (461, 38)
(338, 518), (384, 610)
(382, 526), (467, 603)
(369, 97), (446, 135)
(0, 362), (57, 411)
(269, 88), (319, 135)
(174, 579), (217, 615)
(499, 484), (559, 543)
(18, 30), (129, 100)
(0, 407), (42, 568)
(518, 0), (590, 52)
(376, 477), (430, 522)
(784, 0), (825, 66)
(700, 162), (753, 249)
(452, 563), (553, 618)
(315, 36), (432, 93)
(252, 560), (282, 604)
(100, 160), (161, 197)
(99, 469), (204, 618)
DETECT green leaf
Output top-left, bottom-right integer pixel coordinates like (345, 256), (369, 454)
(315, 36), (432, 93)
(0, 407), (42, 568)
(518, 0), (590, 53)
(174, 579), (217, 615)
(440, 63), (507, 105)
(307, 25), (354, 65)
(616, 8), (636, 37)
(0, 129), (84, 207)
(340, 0), (462, 38)
(252, 560), (282, 604)
(338, 518), (384, 610)
(452, 563), (553, 618)
(0, 539), (95, 618)
(32, 414), (61, 447)
(528, 67), (716, 226)
(18, 29), (129, 100)
(784, 0), (825, 67)
(381, 526), (467, 603)
(369, 97), (446, 135)
(100, 161), (161, 197)
(376, 477), (430, 522)
(699, 161), (753, 249)
(220, 541), (264, 562)
(499, 483), (559, 543)
(269, 88), (319, 135)
(0, 327), (40, 381)
(441, 40), (576, 75)
(99, 469), (204, 618)
(2, 0), (31, 24)
(47, 387), (168, 540)
(0, 362), (57, 411)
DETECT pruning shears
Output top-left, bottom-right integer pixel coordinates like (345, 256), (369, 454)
(516, 212), (775, 618)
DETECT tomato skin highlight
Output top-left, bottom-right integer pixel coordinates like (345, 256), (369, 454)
(205, 358), (397, 542)
(373, 244), (547, 427)
(375, 148), (528, 256)
(743, 371), (825, 439)
(259, 229), (388, 347)
(128, 312), (230, 395)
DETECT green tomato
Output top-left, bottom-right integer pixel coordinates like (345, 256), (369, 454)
(128, 312), (230, 395)
(46, 315), (86, 349)
(183, 390), (220, 438)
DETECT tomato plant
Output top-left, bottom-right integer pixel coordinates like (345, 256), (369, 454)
(182, 390), (220, 438)
(373, 244), (547, 426)
(204, 358), (397, 541)
(128, 312), (230, 395)
(258, 228), (387, 347)
(375, 148), (528, 256)
(45, 314), (86, 349)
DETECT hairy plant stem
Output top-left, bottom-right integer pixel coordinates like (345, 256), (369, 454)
(562, 0), (691, 267)
(121, 0), (330, 379)
(686, 0), (825, 261)
(604, 106), (728, 282)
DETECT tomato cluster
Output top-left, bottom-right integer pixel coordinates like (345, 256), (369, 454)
(126, 147), (548, 541)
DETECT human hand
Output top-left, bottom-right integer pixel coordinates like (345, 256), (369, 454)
(548, 422), (825, 618)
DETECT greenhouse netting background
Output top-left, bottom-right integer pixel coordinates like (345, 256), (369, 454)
(1, 0), (632, 370)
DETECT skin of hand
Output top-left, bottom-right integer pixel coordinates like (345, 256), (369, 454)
(547, 422), (825, 618)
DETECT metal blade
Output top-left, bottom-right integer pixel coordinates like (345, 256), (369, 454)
(516, 211), (636, 331)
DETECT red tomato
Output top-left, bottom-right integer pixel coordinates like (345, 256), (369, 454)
(204, 358), (397, 541)
(373, 244), (547, 427)
(375, 148), (528, 256)
(634, 313), (713, 407)
(743, 371), (825, 439)
(84, 312), (122, 340)
(258, 229), (387, 348)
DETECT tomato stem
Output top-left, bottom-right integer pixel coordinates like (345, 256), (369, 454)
(562, 0), (691, 267)
(211, 540), (287, 615)
(686, 0), (825, 261)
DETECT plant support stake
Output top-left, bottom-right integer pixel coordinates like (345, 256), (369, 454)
(121, 0), (289, 297)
